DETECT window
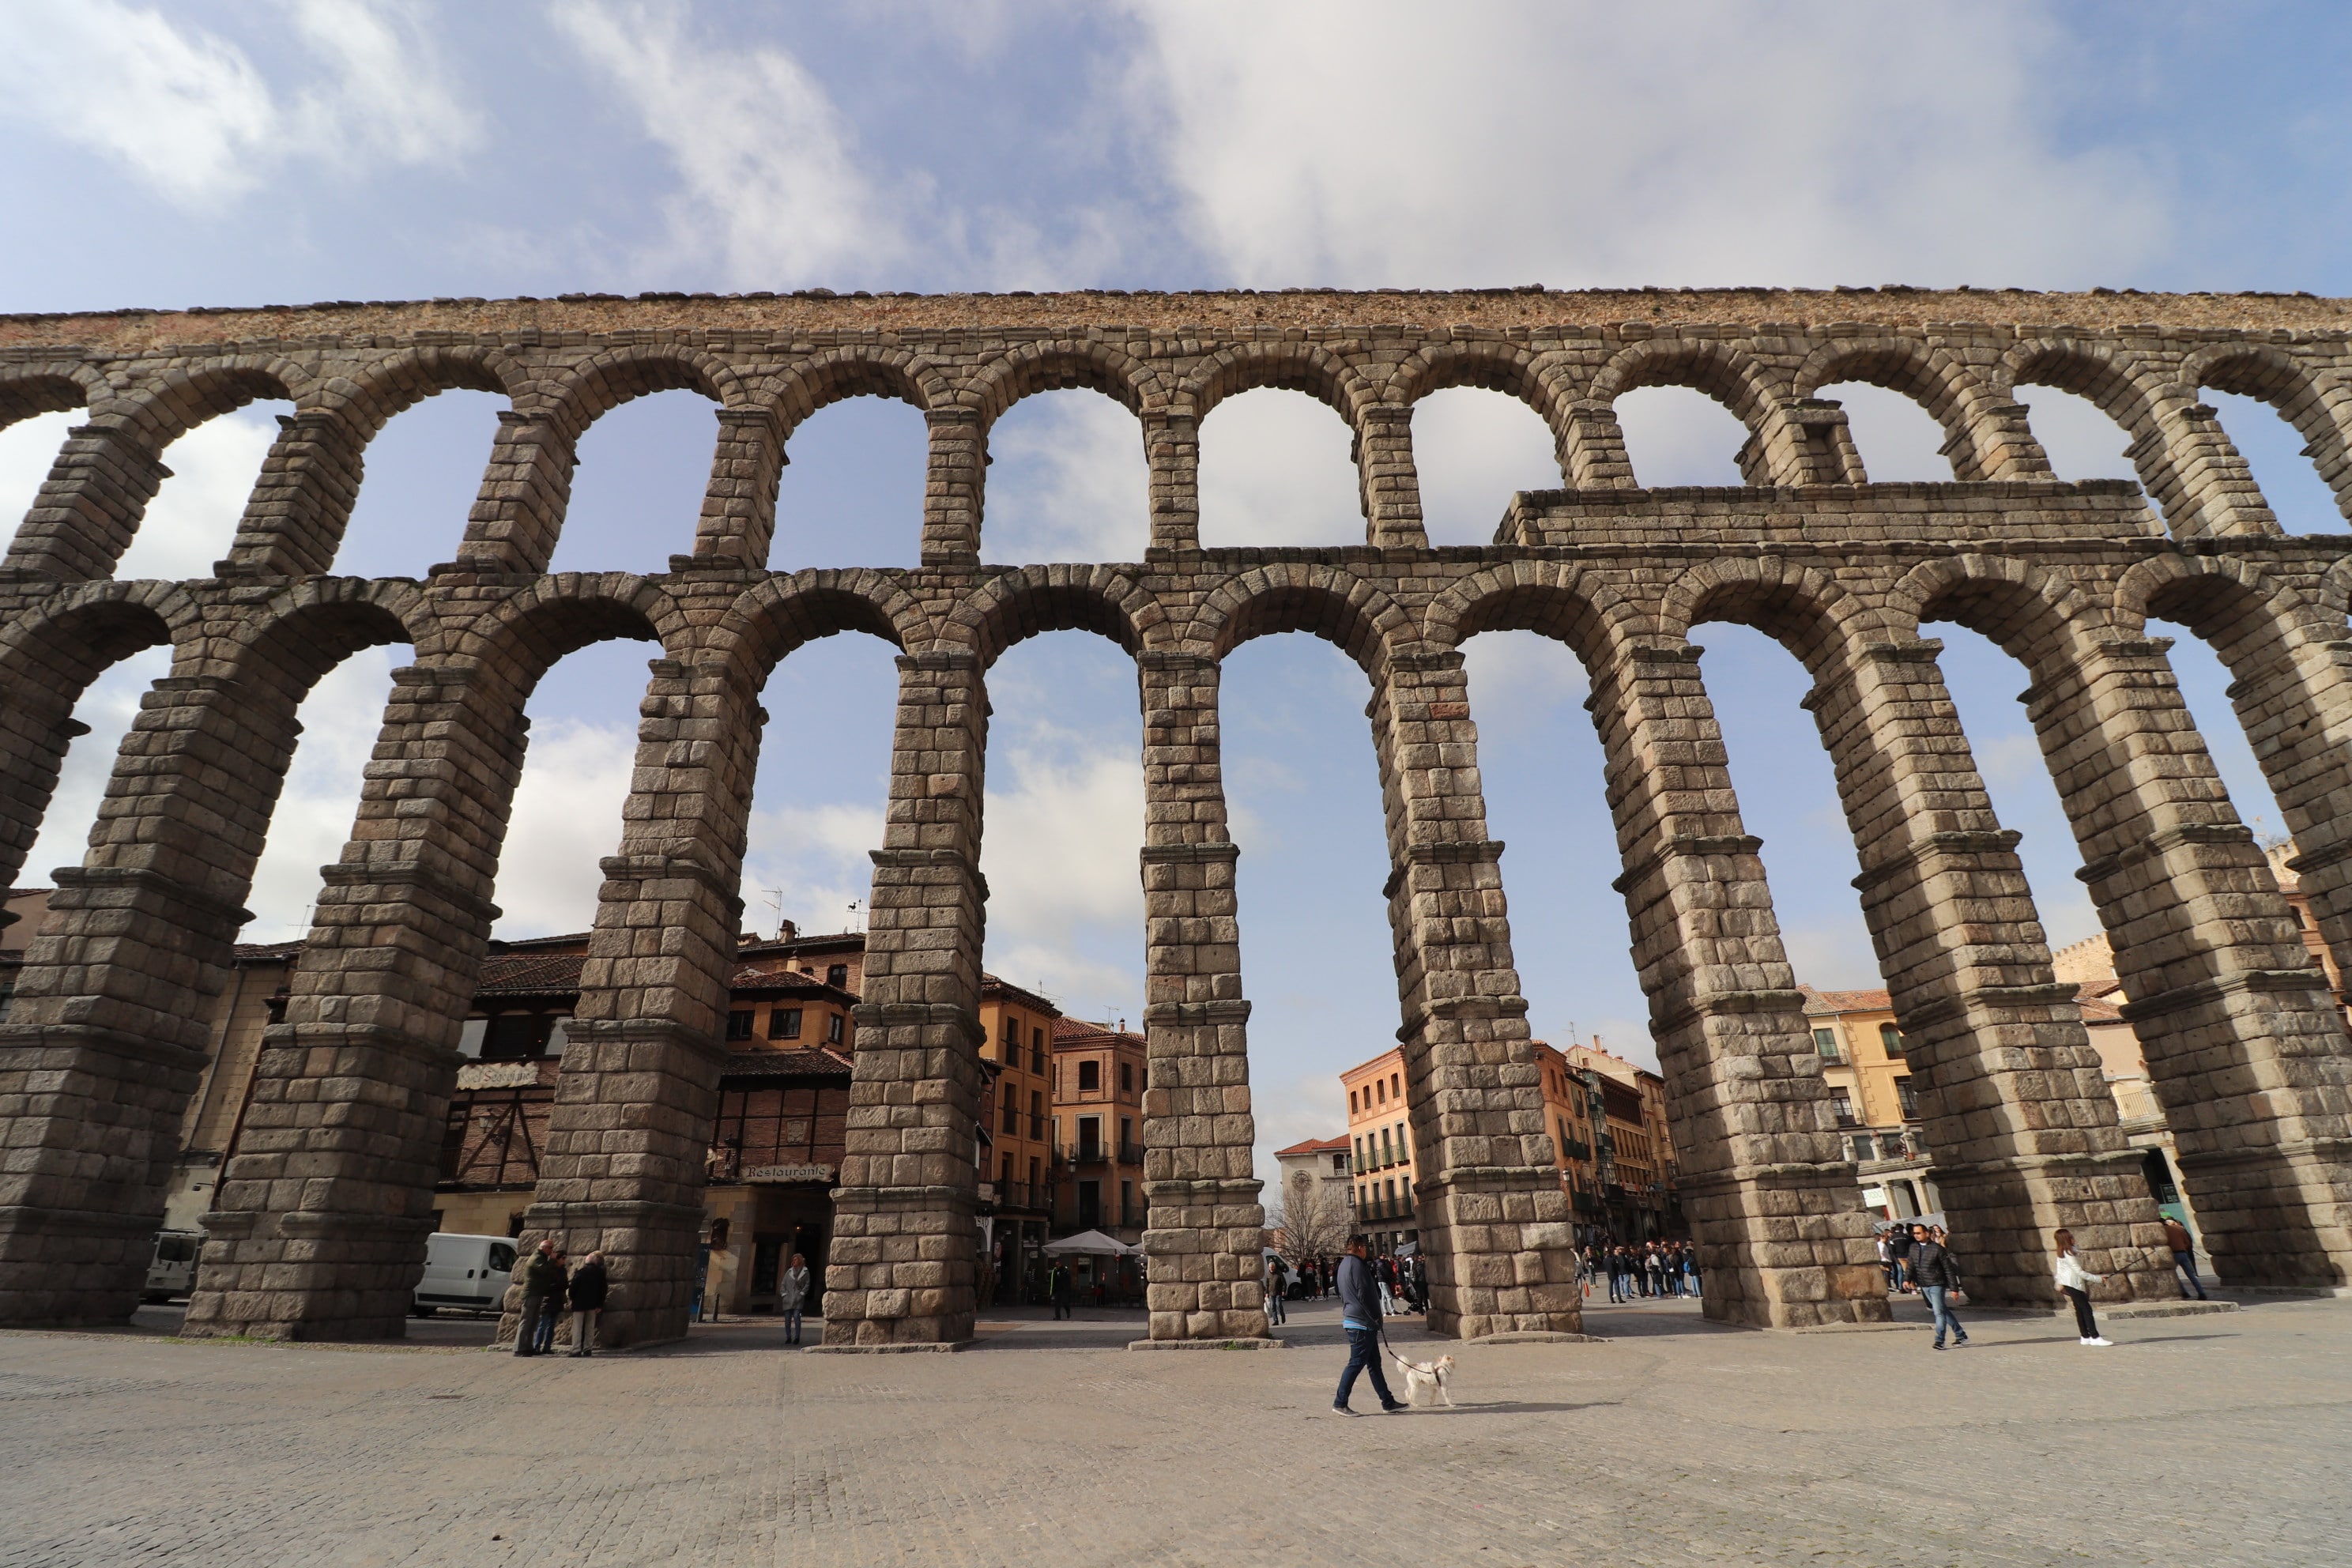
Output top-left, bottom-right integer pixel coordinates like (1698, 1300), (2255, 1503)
(1349, 1089), (1358, 1113)
(1119, 1061), (1133, 1095)
(1390, 1072), (1400, 1099)
(481, 1012), (556, 1061)
(1879, 1023), (1904, 1056)
(1119, 1116), (1132, 1157)
(769, 1008), (801, 1040)
(1032, 1028), (1045, 1072)
(1379, 1128), (1393, 1167)
(827, 963), (848, 989)
(1375, 1079), (1385, 1104)
(725, 1010), (754, 1041)
(1001, 1013), (1018, 1048)
(1001, 1087), (1017, 1135)
(1078, 1179), (1101, 1229)
(1121, 1179), (1134, 1226)
(1000, 1155), (1012, 1193)
(1079, 1060), (1101, 1092)
(1814, 1027), (1841, 1061)
(1031, 1090), (1045, 1140)
(1353, 1136), (1364, 1168)
(1079, 1116), (1102, 1159)
(1028, 1155), (1040, 1193)
(1385, 1178), (1398, 1215)
(1897, 1079), (1920, 1119)
(1851, 1133), (1876, 1162)
(1830, 1088), (1855, 1125)
(826, 1012), (844, 1045)
(1394, 1122), (1408, 1160)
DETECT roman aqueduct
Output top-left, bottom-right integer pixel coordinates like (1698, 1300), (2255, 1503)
(1, 287), (2348, 1348)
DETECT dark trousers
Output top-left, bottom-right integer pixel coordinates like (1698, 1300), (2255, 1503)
(513, 1293), (556, 1355)
(782, 1306), (804, 1344)
(2173, 1250), (2208, 1300)
(1267, 1289), (1287, 1325)
(2063, 1285), (2099, 1339)
(1053, 1293), (1072, 1319)
(1335, 1327), (1396, 1410)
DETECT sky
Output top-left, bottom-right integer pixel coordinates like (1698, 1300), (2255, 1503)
(3, 1), (2351, 1185)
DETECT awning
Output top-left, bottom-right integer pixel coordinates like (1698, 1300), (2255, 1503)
(1041, 1229), (1137, 1257)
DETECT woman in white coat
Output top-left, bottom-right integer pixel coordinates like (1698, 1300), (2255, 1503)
(2052, 1229), (2111, 1347)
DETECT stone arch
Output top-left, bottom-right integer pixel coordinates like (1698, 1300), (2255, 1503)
(1182, 340), (1373, 426)
(2000, 337), (2165, 436)
(0, 367), (100, 432)
(970, 341), (1160, 428)
(318, 345), (533, 439)
(455, 574), (690, 687)
(1387, 345), (1583, 488)
(1420, 559), (1644, 672)
(1792, 337), (1996, 479)
(1194, 562), (1412, 677)
(1588, 337), (1785, 432)
(105, 358), (312, 450)
(1892, 553), (2104, 673)
(541, 345), (752, 445)
(224, 578), (439, 680)
(715, 568), (927, 688)
(1661, 556), (1894, 674)
(766, 348), (945, 438)
(2181, 344), (2352, 527)
(2112, 552), (2341, 647)
(951, 564), (1163, 668)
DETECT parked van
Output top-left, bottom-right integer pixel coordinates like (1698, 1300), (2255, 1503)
(143, 1231), (202, 1303)
(413, 1232), (518, 1317)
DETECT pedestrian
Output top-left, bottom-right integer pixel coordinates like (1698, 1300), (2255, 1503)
(564, 1250), (608, 1357)
(2053, 1229), (2112, 1346)
(511, 1238), (564, 1357)
(1908, 1222), (1969, 1351)
(533, 1251), (570, 1354)
(2162, 1216), (2208, 1301)
(1644, 1245), (1664, 1298)
(1051, 1261), (1075, 1321)
(778, 1251), (812, 1345)
(1265, 1254), (1289, 1326)
(1408, 1253), (1427, 1312)
(1876, 1230), (1895, 1292)
(1610, 1246), (1630, 1304)
(1683, 1246), (1701, 1298)
(1331, 1234), (1407, 1416)
(1889, 1223), (1915, 1291)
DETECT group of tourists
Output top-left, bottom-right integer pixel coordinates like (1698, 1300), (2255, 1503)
(1267, 1249), (1424, 1324)
(1879, 1217), (2209, 1351)
(1584, 1241), (1700, 1303)
(510, 1238), (609, 1358)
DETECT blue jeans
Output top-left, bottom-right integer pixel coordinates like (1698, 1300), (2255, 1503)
(783, 1306), (804, 1342)
(1335, 1327), (1397, 1409)
(532, 1298), (560, 1352)
(1921, 1284), (1966, 1346)
(1268, 1290), (1287, 1325)
(2173, 1250), (2207, 1300)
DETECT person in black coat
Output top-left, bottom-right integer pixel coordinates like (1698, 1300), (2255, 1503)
(567, 1251), (609, 1357)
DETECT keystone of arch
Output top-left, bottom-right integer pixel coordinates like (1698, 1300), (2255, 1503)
(1194, 560), (1414, 679)
(1657, 555), (1894, 673)
(1419, 559), (1643, 670)
(713, 568), (932, 688)
(949, 563), (1164, 669)
(1890, 552), (2106, 670)
(969, 338), (1167, 427)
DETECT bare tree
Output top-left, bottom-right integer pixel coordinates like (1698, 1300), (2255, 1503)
(1276, 1167), (1354, 1268)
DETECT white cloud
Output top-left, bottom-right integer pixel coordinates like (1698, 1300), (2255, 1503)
(742, 800), (886, 940)
(982, 391), (1152, 562)
(1412, 388), (1559, 545)
(114, 412), (282, 581)
(0, 0), (477, 207)
(977, 731), (1144, 1009)
(17, 647), (174, 891)
(553, 0), (904, 287)
(1197, 388), (1363, 548)
(243, 648), (402, 937)
(1124, 2), (2168, 289)
(0, 413), (77, 529)
(490, 717), (639, 937)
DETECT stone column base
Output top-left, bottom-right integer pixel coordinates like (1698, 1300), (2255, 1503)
(500, 1198), (704, 1350)
(1140, 1176), (1269, 1342)
(1678, 1165), (1891, 1329)
(181, 1208), (435, 1341)
(0, 1203), (160, 1326)
(819, 1185), (978, 1348)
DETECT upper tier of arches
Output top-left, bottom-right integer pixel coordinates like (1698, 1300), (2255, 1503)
(8, 322), (2352, 580)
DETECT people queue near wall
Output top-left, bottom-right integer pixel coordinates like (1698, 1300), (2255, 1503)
(1580, 1241), (1702, 1303)
(510, 1238), (607, 1357)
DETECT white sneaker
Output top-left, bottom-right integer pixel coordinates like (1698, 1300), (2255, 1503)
(2085, 1337), (2112, 1347)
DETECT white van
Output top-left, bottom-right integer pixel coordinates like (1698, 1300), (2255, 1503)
(143, 1231), (202, 1302)
(412, 1233), (518, 1317)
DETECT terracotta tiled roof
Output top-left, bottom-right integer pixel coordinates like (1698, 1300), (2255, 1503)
(2074, 988), (2126, 1023)
(981, 972), (1061, 1016)
(718, 1048), (854, 1082)
(1798, 983), (1893, 1016)
(1053, 1015), (1140, 1046)
(231, 940), (304, 963)
(1274, 1136), (1350, 1156)
(726, 964), (858, 1003)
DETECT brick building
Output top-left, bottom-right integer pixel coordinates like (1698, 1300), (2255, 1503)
(977, 975), (1060, 1301)
(1342, 1047), (1419, 1250)
(1563, 1042), (1678, 1243)
(1052, 1016), (1148, 1247)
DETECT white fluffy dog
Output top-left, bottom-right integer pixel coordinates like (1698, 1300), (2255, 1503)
(1391, 1351), (1457, 1408)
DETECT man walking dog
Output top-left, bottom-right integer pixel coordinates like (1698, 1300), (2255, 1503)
(1332, 1234), (1407, 1416)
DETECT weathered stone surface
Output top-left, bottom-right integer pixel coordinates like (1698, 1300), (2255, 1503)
(1, 289), (2348, 1336)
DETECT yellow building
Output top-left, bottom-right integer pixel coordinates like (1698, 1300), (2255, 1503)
(1564, 1042), (1677, 1241)
(1050, 1016), (1148, 1246)
(1798, 986), (1936, 1221)
(978, 975), (1060, 1300)
(1532, 1041), (1604, 1231)
(1341, 1048), (1418, 1250)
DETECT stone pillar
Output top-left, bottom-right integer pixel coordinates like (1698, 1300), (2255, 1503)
(922, 410), (985, 565)
(4, 424), (172, 581)
(1370, 649), (1581, 1339)
(690, 408), (788, 567)
(1143, 412), (1200, 552)
(0, 671), (306, 1324)
(2128, 402), (2279, 539)
(819, 650), (987, 1347)
(1560, 401), (1635, 490)
(450, 411), (575, 572)
(1135, 650), (1266, 1342)
(218, 411), (364, 578)
(1951, 400), (2052, 482)
(183, 662), (526, 1339)
(2024, 635), (2352, 1287)
(506, 658), (762, 1348)
(1355, 403), (1428, 550)
(1804, 637), (2172, 1306)
(1764, 400), (1868, 485)
(1590, 639), (1888, 1328)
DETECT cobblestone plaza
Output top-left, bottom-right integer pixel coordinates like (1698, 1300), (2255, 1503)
(1, 1295), (2343, 1566)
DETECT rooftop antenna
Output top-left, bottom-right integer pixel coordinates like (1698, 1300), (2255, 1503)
(846, 898), (863, 933)
(763, 888), (784, 940)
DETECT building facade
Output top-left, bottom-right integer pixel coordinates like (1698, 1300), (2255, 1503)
(1050, 1016), (1148, 1247)
(1562, 1043), (1678, 1242)
(1271, 1135), (1354, 1263)
(1800, 987), (1939, 1224)
(1342, 1048), (1419, 1250)
(977, 975), (1060, 1300)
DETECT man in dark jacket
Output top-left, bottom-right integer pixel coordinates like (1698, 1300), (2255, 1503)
(512, 1238), (563, 1358)
(1909, 1223), (1969, 1350)
(567, 1250), (609, 1357)
(1332, 1234), (1407, 1416)
(1888, 1224), (1916, 1291)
